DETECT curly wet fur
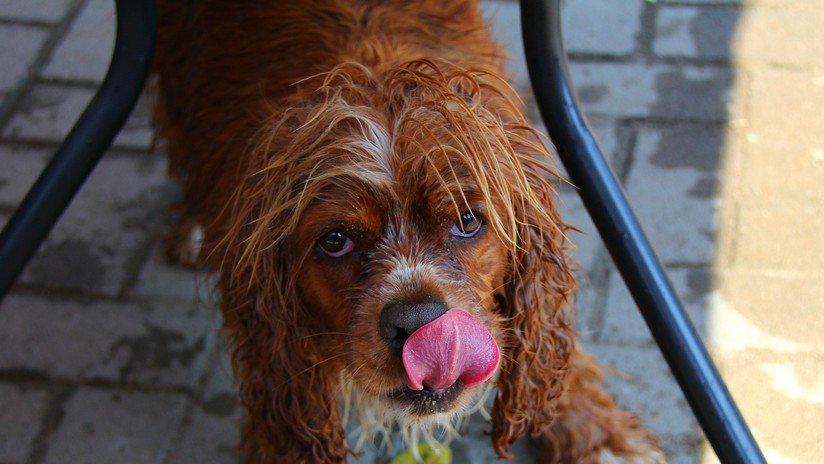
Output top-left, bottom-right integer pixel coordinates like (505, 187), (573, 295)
(152, 0), (663, 462)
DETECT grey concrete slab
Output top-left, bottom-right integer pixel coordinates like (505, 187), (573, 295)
(570, 62), (736, 121)
(2, 84), (154, 149)
(623, 124), (729, 265)
(741, 68), (824, 202)
(41, 0), (114, 83)
(11, 155), (169, 296)
(41, 387), (187, 464)
(0, 295), (216, 388)
(655, 0), (739, 3)
(0, 383), (49, 463)
(732, 4), (824, 67)
(714, 271), (824, 348)
(706, 349), (824, 464)
(600, 268), (712, 348)
(734, 199), (824, 271)
(167, 350), (241, 464)
(0, 144), (50, 207)
(653, 6), (740, 61)
(128, 241), (218, 306)
(481, 0), (644, 91)
(0, 0), (76, 23)
(167, 406), (242, 464)
(0, 24), (49, 106)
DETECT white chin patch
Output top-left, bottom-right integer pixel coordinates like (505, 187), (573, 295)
(188, 225), (204, 257)
(337, 375), (494, 459)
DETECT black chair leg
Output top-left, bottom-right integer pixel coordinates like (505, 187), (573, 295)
(519, 1), (766, 462)
(0, 0), (156, 303)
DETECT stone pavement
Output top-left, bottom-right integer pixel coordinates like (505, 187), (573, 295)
(0, 0), (821, 463)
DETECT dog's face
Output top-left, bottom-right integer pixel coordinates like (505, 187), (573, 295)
(272, 62), (556, 424)
(222, 62), (574, 446)
(293, 159), (510, 418)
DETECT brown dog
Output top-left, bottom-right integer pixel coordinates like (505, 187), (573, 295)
(152, 1), (664, 462)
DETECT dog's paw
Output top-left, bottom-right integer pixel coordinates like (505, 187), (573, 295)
(164, 220), (204, 267)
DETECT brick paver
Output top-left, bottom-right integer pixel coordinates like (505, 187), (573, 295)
(0, 384), (50, 463)
(1, 1), (821, 463)
(41, 388), (188, 464)
(0, 0), (76, 24)
(0, 24), (49, 107)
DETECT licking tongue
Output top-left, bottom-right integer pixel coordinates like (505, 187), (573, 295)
(402, 308), (501, 391)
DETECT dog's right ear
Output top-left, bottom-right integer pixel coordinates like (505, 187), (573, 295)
(214, 160), (349, 463)
(489, 155), (577, 459)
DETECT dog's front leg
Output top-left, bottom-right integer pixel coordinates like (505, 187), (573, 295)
(221, 290), (348, 463)
(233, 344), (348, 464)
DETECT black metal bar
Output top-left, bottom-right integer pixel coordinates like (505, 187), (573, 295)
(0, 0), (156, 303)
(519, 1), (766, 462)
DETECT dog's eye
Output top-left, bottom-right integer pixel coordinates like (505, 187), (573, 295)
(451, 212), (482, 238)
(318, 230), (354, 257)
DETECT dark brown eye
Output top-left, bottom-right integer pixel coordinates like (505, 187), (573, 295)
(450, 212), (482, 238)
(318, 230), (354, 257)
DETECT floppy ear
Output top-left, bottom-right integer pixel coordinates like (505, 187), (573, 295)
(490, 157), (577, 458)
(213, 158), (348, 462)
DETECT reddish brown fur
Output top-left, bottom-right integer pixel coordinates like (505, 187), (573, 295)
(152, 1), (662, 462)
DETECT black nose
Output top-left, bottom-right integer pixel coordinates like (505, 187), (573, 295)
(380, 300), (449, 355)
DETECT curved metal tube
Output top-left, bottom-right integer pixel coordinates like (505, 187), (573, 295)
(518, 1), (766, 462)
(0, 0), (156, 302)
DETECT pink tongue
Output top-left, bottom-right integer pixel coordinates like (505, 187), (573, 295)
(402, 308), (500, 391)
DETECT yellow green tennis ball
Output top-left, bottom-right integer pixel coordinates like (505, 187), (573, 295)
(389, 443), (451, 464)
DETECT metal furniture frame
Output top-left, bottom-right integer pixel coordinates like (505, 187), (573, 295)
(0, 1), (765, 462)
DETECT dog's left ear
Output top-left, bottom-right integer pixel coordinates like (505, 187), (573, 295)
(490, 156), (577, 458)
(213, 157), (349, 462)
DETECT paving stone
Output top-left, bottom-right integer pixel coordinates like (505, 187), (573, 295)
(168, 350), (241, 464)
(570, 62), (735, 121)
(0, 24), (49, 105)
(167, 406), (241, 464)
(709, 349), (824, 464)
(481, 0), (644, 90)
(653, 6), (740, 61)
(600, 268), (712, 348)
(128, 241), (219, 305)
(0, 0), (76, 23)
(41, 0), (114, 82)
(41, 387), (187, 464)
(201, 347), (237, 405)
(0, 144), (50, 207)
(0, 383), (49, 463)
(11, 155), (169, 296)
(624, 124), (728, 265)
(3, 84), (154, 149)
(733, 4), (824, 67)
(734, 199), (824, 271)
(741, 68), (824, 202)
(712, 271), (824, 348)
(0, 295), (216, 387)
(654, 0), (739, 3)
(583, 343), (703, 444)
(563, 0), (644, 56)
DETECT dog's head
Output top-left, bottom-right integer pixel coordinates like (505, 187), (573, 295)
(216, 59), (575, 458)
